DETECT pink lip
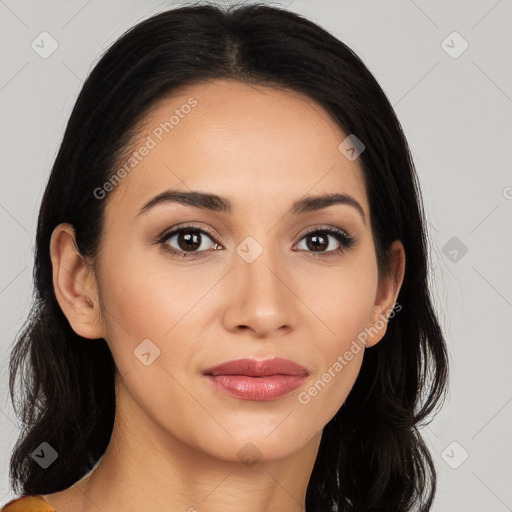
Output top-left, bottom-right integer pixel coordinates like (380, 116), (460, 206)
(203, 357), (309, 401)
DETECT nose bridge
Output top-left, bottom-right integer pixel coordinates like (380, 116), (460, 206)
(236, 233), (286, 298)
(226, 232), (294, 333)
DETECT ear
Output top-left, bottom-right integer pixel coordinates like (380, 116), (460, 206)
(364, 239), (406, 348)
(50, 223), (104, 339)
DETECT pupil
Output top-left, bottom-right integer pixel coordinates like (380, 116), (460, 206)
(309, 233), (327, 251)
(180, 231), (200, 251)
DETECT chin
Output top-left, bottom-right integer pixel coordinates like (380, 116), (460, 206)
(190, 425), (319, 464)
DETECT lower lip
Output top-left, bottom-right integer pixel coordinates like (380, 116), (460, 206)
(205, 374), (307, 401)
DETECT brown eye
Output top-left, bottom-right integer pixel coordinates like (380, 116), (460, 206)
(296, 227), (355, 256)
(159, 226), (222, 258)
(176, 231), (202, 251)
(305, 232), (329, 252)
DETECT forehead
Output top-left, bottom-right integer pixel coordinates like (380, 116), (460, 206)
(104, 79), (368, 219)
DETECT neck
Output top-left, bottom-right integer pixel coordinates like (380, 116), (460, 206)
(60, 378), (322, 512)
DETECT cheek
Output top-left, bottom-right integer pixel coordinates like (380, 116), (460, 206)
(298, 294), (371, 430)
(95, 247), (224, 375)
(94, 249), (171, 368)
(296, 259), (378, 419)
(298, 349), (364, 428)
(98, 246), (195, 333)
(304, 255), (379, 342)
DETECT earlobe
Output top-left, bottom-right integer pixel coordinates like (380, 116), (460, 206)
(50, 223), (104, 339)
(365, 240), (406, 348)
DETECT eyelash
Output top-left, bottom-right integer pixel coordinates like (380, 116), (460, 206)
(157, 223), (356, 259)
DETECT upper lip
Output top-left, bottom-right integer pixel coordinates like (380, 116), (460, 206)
(203, 357), (309, 377)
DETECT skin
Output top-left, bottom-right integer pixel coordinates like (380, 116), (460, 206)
(44, 79), (405, 512)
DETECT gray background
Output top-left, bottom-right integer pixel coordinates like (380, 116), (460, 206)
(1, 0), (511, 510)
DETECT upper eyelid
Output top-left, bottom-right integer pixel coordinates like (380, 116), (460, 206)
(159, 224), (224, 244)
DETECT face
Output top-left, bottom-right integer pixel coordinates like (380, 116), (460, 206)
(56, 79), (404, 464)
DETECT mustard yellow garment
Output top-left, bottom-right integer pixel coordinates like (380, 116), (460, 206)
(1, 495), (57, 512)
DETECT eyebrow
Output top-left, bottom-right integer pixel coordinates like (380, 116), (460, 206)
(137, 189), (366, 224)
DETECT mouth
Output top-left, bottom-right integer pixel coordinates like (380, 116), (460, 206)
(203, 357), (309, 401)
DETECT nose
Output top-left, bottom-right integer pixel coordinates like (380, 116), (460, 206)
(222, 244), (298, 338)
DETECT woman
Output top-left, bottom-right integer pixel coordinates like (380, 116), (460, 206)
(3, 2), (448, 511)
